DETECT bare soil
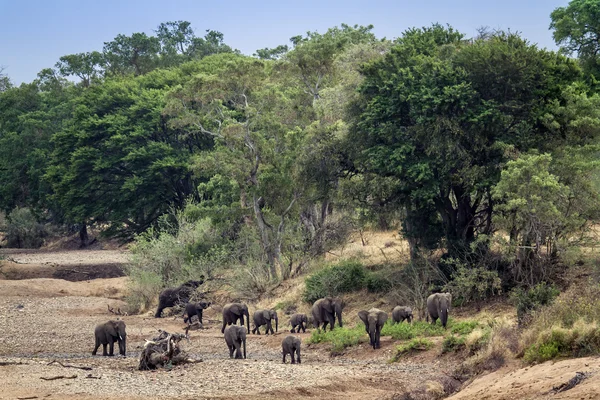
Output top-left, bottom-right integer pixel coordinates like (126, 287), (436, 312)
(2, 246), (599, 400)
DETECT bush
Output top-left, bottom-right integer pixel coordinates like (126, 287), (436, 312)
(2, 207), (46, 248)
(450, 320), (480, 336)
(443, 261), (502, 307)
(307, 325), (368, 354)
(381, 320), (447, 340)
(442, 335), (466, 353)
(391, 338), (434, 361)
(510, 282), (560, 326)
(365, 271), (393, 293)
(303, 260), (368, 303)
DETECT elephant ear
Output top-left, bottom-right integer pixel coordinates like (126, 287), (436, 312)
(262, 310), (271, 319)
(321, 299), (334, 313)
(229, 304), (243, 315)
(357, 310), (369, 325)
(106, 320), (118, 336)
(378, 311), (388, 324)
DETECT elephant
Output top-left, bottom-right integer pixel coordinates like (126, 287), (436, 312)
(92, 320), (126, 357)
(358, 308), (388, 350)
(392, 306), (413, 324)
(427, 292), (452, 328)
(221, 303), (250, 334)
(282, 335), (301, 364)
(289, 313), (308, 333)
(252, 309), (278, 335)
(154, 278), (204, 318)
(311, 297), (344, 331)
(183, 299), (211, 325)
(224, 325), (247, 359)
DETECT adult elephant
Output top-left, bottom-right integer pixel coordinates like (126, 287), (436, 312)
(358, 308), (388, 349)
(221, 303), (250, 334)
(92, 320), (127, 356)
(154, 278), (204, 318)
(427, 292), (452, 328)
(311, 297), (344, 332)
(252, 309), (278, 335)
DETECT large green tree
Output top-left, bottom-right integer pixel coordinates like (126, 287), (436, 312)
(349, 25), (582, 258)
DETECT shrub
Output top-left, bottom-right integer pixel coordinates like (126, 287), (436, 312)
(442, 335), (466, 353)
(381, 320), (447, 340)
(391, 338), (434, 361)
(443, 261), (502, 307)
(307, 325), (368, 354)
(450, 320), (479, 336)
(365, 271), (393, 293)
(303, 260), (367, 303)
(510, 282), (560, 326)
(2, 207), (46, 248)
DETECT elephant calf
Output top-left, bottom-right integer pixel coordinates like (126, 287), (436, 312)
(358, 308), (388, 350)
(252, 309), (278, 335)
(282, 335), (301, 364)
(92, 320), (126, 357)
(183, 300), (211, 325)
(392, 306), (413, 324)
(427, 292), (452, 328)
(224, 325), (247, 359)
(289, 313), (308, 333)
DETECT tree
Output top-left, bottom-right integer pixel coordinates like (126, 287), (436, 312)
(254, 45), (289, 60)
(187, 30), (236, 59)
(550, 0), (600, 78)
(349, 26), (581, 259)
(103, 33), (160, 76)
(55, 51), (104, 87)
(0, 66), (11, 92)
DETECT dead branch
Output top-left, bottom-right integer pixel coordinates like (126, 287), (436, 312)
(17, 396), (38, 400)
(0, 360), (28, 366)
(40, 374), (77, 381)
(85, 374), (101, 379)
(47, 360), (92, 370)
(138, 330), (193, 370)
(107, 304), (128, 316)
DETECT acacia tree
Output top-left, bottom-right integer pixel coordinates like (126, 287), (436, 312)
(349, 25), (581, 259)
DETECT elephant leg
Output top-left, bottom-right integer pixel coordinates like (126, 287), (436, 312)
(301, 323), (306, 333)
(234, 340), (243, 359)
(327, 314), (335, 331)
(267, 322), (273, 335)
(102, 343), (108, 356)
(198, 309), (203, 325)
(282, 352), (287, 364)
(291, 351), (296, 364)
(154, 301), (164, 318)
(221, 319), (227, 334)
(431, 317), (438, 326)
(296, 349), (301, 364)
(108, 338), (115, 356)
(239, 315), (245, 327)
(290, 326), (296, 333)
(92, 337), (100, 355)
(228, 345), (234, 358)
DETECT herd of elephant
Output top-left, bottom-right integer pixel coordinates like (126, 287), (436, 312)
(91, 279), (452, 360)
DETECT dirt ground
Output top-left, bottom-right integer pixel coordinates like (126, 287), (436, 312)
(2, 248), (600, 400)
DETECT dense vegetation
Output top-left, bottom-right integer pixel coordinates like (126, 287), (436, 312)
(2, 2), (600, 334)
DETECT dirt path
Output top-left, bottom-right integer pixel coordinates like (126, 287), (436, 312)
(0, 249), (452, 400)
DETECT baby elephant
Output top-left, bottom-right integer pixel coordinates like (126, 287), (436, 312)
(224, 325), (247, 359)
(289, 313), (308, 333)
(252, 309), (278, 335)
(392, 306), (413, 324)
(92, 320), (126, 357)
(183, 300), (211, 325)
(282, 335), (301, 364)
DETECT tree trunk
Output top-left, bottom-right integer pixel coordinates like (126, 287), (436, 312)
(79, 222), (88, 248)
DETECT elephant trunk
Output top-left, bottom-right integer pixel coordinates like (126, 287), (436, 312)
(441, 307), (448, 328)
(245, 311), (250, 334)
(336, 308), (343, 328)
(275, 316), (278, 333)
(243, 339), (247, 359)
(119, 337), (126, 356)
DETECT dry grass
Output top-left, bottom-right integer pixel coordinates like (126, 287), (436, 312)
(325, 230), (411, 266)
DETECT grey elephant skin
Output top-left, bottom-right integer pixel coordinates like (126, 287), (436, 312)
(252, 309), (278, 335)
(392, 306), (413, 324)
(92, 320), (126, 356)
(358, 308), (388, 350)
(224, 325), (247, 359)
(154, 278), (204, 318)
(282, 335), (301, 364)
(311, 297), (345, 331)
(289, 313), (308, 333)
(427, 292), (452, 328)
(221, 302), (250, 334)
(183, 300), (211, 325)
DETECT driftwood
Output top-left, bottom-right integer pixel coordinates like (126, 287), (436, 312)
(138, 330), (198, 370)
(47, 360), (92, 370)
(40, 374), (77, 381)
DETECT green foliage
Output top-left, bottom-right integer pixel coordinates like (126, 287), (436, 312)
(307, 325), (368, 354)
(510, 283), (560, 326)
(442, 335), (466, 353)
(523, 322), (600, 364)
(303, 260), (367, 303)
(380, 320), (447, 340)
(450, 320), (480, 336)
(443, 260), (502, 306)
(364, 271), (393, 293)
(1, 207), (46, 248)
(391, 338), (434, 361)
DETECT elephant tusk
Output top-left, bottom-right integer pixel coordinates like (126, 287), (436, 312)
(119, 335), (123, 341)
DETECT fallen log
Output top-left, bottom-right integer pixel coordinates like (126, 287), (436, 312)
(138, 330), (196, 370)
(40, 374), (77, 381)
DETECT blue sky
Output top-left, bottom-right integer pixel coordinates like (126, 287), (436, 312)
(1, 0), (568, 85)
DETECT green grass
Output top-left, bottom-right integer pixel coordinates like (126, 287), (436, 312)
(450, 320), (480, 335)
(380, 319), (471, 340)
(391, 338), (434, 361)
(307, 325), (368, 353)
(442, 335), (466, 353)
